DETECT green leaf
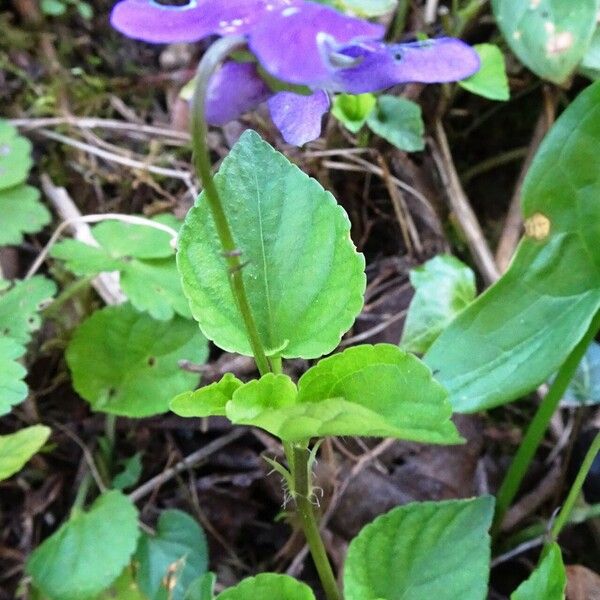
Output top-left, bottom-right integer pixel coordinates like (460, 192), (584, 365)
(51, 218), (188, 321)
(0, 121), (33, 190)
(426, 81), (600, 412)
(511, 543), (566, 600)
(40, 0), (67, 15)
(27, 491), (140, 600)
(332, 93), (376, 133)
(344, 496), (495, 600)
(580, 27), (600, 79)
(112, 453), (143, 491)
(185, 573), (216, 600)
(226, 345), (461, 444)
(0, 276), (56, 344)
(560, 341), (600, 406)
(400, 255), (476, 354)
(492, 0), (600, 84)
(177, 130), (365, 359)
(459, 44), (510, 101)
(135, 510), (208, 600)
(366, 95), (424, 152)
(0, 184), (51, 246)
(0, 425), (50, 480)
(339, 0), (397, 16)
(215, 574), (315, 600)
(0, 337), (27, 415)
(171, 373), (243, 418)
(96, 567), (147, 600)
(66, 304), (208, 417)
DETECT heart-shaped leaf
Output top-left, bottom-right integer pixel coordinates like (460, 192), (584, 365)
(0, 121), (33, 190)
(135, 510), (208, 600)
(426, 81), (600, 412)
(511, 543), (566, 599)
(27, 491), (140, 600)
(459, 44), (510, 101)
(66, 304), (208, 417)
(492, 0), (600, 84)
(344, 496), (494, 600)
(0, 425), (50, 481)
(0, 185), (50, 246)
(366, 96), (424, 152)
(177, 130), (365, 359)
(0, 337), (27, 415)
(216, 574), (315, 600)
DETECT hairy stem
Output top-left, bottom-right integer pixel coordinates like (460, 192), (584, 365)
(287, 444), (342, 600)
(191, 36), (271, 376)
(492, 311), (600, 538)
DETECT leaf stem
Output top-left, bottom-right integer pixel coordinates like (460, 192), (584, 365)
(286, 444), (342, 600)
(190, 36), (271, 377)
(492, 310), (600, 538)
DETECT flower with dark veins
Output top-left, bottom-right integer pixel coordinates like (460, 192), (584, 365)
(111, 0), (480, 145)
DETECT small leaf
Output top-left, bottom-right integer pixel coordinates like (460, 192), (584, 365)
(332, 93), (376, 133)
(400, 255), (476, 354)
(0, 337), (27, 415)
(40, 0), (67, 15)
(0, 276), (56, 344)
(366, 95), (424, 152)
(492, 0), (600, 84)
(459, 44), (510, 101)
(27, 491), (140, 600)
(0, 425), (50, 481)
(171, 373), (243, 418)
(112, 453), (143, 491)
(344, 496), (495, 600)
(511, 543), (566, 600)
(215, 574), (315, 600)
(0, 121), (33, 190)
(0, 185), (51, 246)
(135, 510), (209, 600)
(177, 130), (365, 359)
(66, 304), (208, 417)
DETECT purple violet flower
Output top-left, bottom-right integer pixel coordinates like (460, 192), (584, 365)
(111, 0), (480, 145)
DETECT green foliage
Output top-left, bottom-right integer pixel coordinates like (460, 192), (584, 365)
(0, 121), (50, 245)
(66, 304), (207, 417)
(344, 496), (495, 600)
(184, 574), (216, 600)
(173, 344), (462, 444)
(135, 510), (209, 600)
(332, 93), (376, 133)
(177, 130), (365, 359)
(492, 0), (600, 84)
(580, 27), (600, 79)
(41, 0), (93, 19)
(312, 0), (397, 16)
(561, 341), (600, 405)
(0, 337), (27, 415)
(426, 81), (600, 412)
(400, 255), (476, 354)
(27, 491), (140, 600)
(97, 567), (147, 600)
(52, 218), (189, 321)
(511, 543), (566, 599)
(0, 425), (50, 480)
(112, 453), (143, 490)
(216, 574), (316, 600)
(459, 44), (510, 101)
(366, 96), (425, 152)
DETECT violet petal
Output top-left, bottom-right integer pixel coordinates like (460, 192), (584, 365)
(205, 62), (272, 125)
(330, 38), (481, 94)
(111, 0), (295, 44)
(249, 2), (384, 87)
(268, 90), (330, 146)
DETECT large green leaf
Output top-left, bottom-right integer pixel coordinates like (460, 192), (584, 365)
(135, 510), (208, 600)
(511, 543), (566, 600)
(426, 81), (600, 412)
(0, 337), (27, 415)
(216, 574), (315, 600)
(400, 255), (476, 354)
(366, 96), (425, 152)
(0, 121), (33, 190)
(0, 276), (56, 344)
(0, 184), (50, 246)
(66, 304), (207, 417)
(177, 130), (365, 359)
(459, 44), (510, 101)
(344, 496), (495, 600)
(27, 490), (140, 600)
(0, 425), (50, 480)
(52, 218), (189, 321)
(492, 0), (600, 84)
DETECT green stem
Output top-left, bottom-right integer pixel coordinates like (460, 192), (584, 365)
(191, 36), (271, 377)
(71, 472), (93, 516)
(386, 0), (409, 41)
(547, 430), (600, 547)
(492, 310), (600, 538)
(286, 444), (342, 600)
